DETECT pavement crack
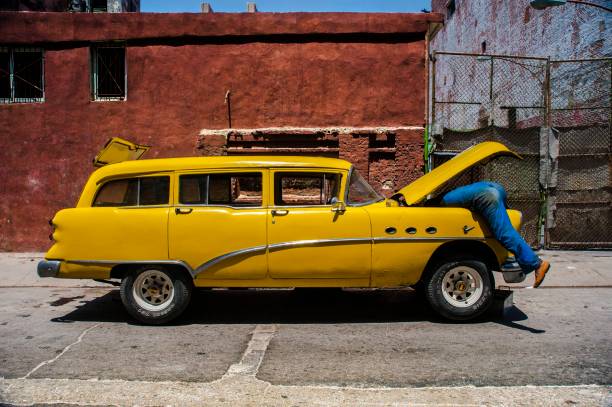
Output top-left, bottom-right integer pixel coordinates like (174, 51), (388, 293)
(223, 324), (277, 378)
(20, 322), (102, 380)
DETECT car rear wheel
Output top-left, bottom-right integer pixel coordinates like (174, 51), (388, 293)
(424, 259), (493, 321)
(120, 266), (192, 325)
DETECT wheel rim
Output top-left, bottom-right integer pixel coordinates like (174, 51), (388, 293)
(132, 269), (175, 312)
(441, 265), (483, 308)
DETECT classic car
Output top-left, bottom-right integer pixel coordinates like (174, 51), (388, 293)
(38, 139), (524, 324)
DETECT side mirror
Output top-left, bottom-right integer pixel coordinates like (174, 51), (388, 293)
(330, 197), (346, 213)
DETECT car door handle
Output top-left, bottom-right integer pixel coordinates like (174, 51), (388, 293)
(271, 209), (289, 216)
(175, 207), (193, 215)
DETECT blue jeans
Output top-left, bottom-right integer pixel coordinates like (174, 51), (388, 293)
(441, 181), (541, 273)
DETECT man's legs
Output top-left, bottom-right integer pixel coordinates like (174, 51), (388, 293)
(441, 182), (541, 273)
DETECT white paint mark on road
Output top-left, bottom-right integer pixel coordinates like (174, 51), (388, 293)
(224, 324), (277, 377)
(21, 323), (102, 379)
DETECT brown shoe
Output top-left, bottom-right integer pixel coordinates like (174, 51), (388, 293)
(533, 260), (550, 288)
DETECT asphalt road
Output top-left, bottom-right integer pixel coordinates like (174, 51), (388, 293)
(0, 251), (611, 405)
(1, 287), (611, 392)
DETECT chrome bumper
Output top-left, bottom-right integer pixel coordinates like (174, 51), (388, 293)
(37, 260), (61, 278)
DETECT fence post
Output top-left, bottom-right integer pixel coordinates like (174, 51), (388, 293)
(545, 57), (552, 129)
(427, 51), (437, 173)
(540, 57), (555, 248)
(489, 56), (494, 126)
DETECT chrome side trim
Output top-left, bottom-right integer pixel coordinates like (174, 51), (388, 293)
(65, 259), (195, 275)
(193, 245), (267, 277)
(66, 236), (489, 278)
(372, 236), (486, 243)
(191, 239), (371, 277)
(269, 204), (333, 209)
(267, 238), (372, 251)
(173, 204), (265, 210)
(193, 237), (483, 276)
(116, 205), (171, 210)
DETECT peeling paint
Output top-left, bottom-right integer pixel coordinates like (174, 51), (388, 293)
(431, 0), (610, 59)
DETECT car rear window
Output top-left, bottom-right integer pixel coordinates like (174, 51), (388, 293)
(93, 176), (169, 207)
(179, 173), (262, 207)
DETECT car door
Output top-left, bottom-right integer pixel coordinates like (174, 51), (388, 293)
(168, 169), (268, 280)
(67, 174), (171, 261)
(267, 169), (371, 280)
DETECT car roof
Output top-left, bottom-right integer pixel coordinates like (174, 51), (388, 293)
(91, 155), (353, 180)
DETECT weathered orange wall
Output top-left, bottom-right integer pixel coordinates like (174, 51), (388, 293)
(0, 12), (442, 251)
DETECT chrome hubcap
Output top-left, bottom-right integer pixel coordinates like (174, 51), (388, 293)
(133, 270), (174, 311)
(441, 266), (483, 308)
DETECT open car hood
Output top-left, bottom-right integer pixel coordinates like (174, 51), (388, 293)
(93, 137), (150, 167)
(395, 141), (521, 205)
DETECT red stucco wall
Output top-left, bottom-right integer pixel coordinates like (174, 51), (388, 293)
(0, 12), (442, 251)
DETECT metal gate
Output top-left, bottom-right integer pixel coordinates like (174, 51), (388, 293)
(428, 51), (611, 249)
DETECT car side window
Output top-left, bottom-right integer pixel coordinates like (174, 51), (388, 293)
(347, 169), (382, 205)
(139, 177), (170, 205)
(93, 176), (169, 207)
(178, 173), (262, 207)
(179, 174), (207, 204)
(274, 172), (340, 206)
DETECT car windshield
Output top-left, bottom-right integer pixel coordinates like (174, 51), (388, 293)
(347, 168), (384, 205)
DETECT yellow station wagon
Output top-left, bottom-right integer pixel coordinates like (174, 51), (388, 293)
(38, 139), (524, 324)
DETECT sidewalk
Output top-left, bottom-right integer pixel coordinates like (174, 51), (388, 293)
(526, 250), (612, 287)
(1, 250), (611, 288)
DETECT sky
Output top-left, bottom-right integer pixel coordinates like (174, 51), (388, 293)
(141, 0), (432, 13)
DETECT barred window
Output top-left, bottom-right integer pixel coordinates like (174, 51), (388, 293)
(91, 0), (108, 12)
(91, 45), (126, 101)
(0, 47), (44, 104)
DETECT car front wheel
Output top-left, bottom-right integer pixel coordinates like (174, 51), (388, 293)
(120, 266), (193, 325)
(425, 259), (493, 321)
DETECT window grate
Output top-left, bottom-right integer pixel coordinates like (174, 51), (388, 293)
(91, 0), (108, 12)
(0, 47), (44, 104)
(91, 45), (126, 101)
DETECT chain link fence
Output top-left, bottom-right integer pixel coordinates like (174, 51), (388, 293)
(548, 58), (611, 247)
(429, 51), (611, 249)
